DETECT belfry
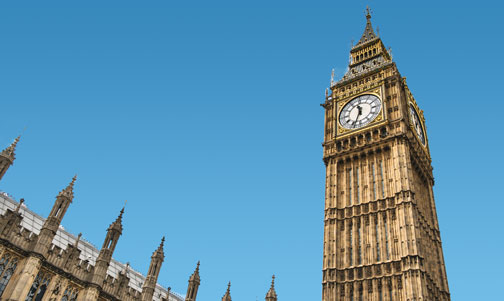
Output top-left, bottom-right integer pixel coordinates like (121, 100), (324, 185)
(321, 8), (450, 300)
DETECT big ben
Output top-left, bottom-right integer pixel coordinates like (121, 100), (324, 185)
(321, 8), (450, 301)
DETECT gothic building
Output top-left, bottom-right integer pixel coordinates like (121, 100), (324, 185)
(0, 136), (279, 301)
(0, 136), (198, 301)
(321, 8), (450, 300)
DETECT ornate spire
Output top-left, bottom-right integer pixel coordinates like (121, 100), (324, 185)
(154, 236), (165, 258)
(1, 136), (20, 160)
(265, 275), (277, 300)
(59, 175), (77, 200)
(355, 6), (377, 46)
(185, 261), (201, 301)
(108, 205), (125, 233)
(222, 282), (232, 301)
(190, 261), (200, 282)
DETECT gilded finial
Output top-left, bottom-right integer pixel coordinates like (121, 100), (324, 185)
(366, 6), (372, 19)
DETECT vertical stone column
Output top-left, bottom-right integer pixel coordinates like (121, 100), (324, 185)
(76, 286), (100, 301)
(3, 256), (42, 301)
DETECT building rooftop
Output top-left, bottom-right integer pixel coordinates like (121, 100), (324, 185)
(0, 191), (184, 301)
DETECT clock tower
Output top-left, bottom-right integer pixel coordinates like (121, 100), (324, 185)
(321, 9), (450, 300)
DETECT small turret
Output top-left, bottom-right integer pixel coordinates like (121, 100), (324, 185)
(92, 207), (124, 286)
(33, 176), (76, 256)
(185, 261), (200, 301)
(141, 237), (165, 301)
(222, 282), (232, 301)
(265, 275), (277, 301)
(0, 136), (20, 182)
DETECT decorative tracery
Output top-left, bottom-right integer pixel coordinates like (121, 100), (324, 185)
(25, 271), (52, 301)
(0, 252), (19, 296)
(60, 285), (79, 301)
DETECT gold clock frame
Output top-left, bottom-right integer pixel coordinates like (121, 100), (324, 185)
(336, 86), (386, 137)
(408, 101), (428, 148)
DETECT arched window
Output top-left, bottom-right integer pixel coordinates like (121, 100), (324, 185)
(0, 253), (19, 296)
(60, 285), (79, 301)
(25, 271), (52, 301)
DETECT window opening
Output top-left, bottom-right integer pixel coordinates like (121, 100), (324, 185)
(26, 271), (51, 301)
(380, 160), (385, 198)
(348, 168), (353, 206)
(356, 167), (360, 204)
(375, 219), (381, 262)
(349, 222), (353, 266)
(0, 254), (18, 296)
(372, 163), (377, 199)
(384, 215), (390, 260)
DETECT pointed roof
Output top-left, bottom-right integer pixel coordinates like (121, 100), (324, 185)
(355, 6), (377, 47)
(265, 275), (277, 300)
(189, 261), (200, 282)
(59, 175), (77, 200)
(108, 206), (125, 233)
(222, 282), (232, 301)
(153, 236), (165, 259)
(1, 136), (20, 161)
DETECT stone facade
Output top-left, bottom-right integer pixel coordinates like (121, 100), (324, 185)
(321, 9), (450, 301)
(0, 137), (196, 301)
(0, 136), (278, 301)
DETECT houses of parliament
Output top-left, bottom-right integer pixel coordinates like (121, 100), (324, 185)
(0, 7), (449, 301)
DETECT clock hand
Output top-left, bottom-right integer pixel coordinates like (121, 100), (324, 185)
(355, 106), (362, 121)
(353, 106), (362, 128)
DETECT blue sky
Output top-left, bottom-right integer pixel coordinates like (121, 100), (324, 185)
(0, 1), (502, 300)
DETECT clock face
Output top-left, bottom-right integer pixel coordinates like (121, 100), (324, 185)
(409, 104), (426, 145)
(339, 94), (382, 129)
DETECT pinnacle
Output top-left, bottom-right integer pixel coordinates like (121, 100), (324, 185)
(222, 282), (232, 301)
(59, 175), (77, 200)
(109, 206), (125, 233)
(75, 233), (82, 247)
(266, 275), (277, 299)
(15, 198), (25, 213)
(190, 261), (201, 282)
(153, 236), (165, 258)
(355, 6), (377, 47)
(1, 136), (21, 160)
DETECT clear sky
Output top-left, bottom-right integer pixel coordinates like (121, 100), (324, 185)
(0, 1), (502, 300)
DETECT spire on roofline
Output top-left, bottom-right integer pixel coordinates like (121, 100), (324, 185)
(222, 282), (232, 301)
(266, 275), (277, 300)
(153, 236), (165, 258)
(355, 6), (377, 47)
(1, 136), (21, 160)
(109, 205), (125, 233)
(189, 261), (200, 282)
(59, 175), (77, 200)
